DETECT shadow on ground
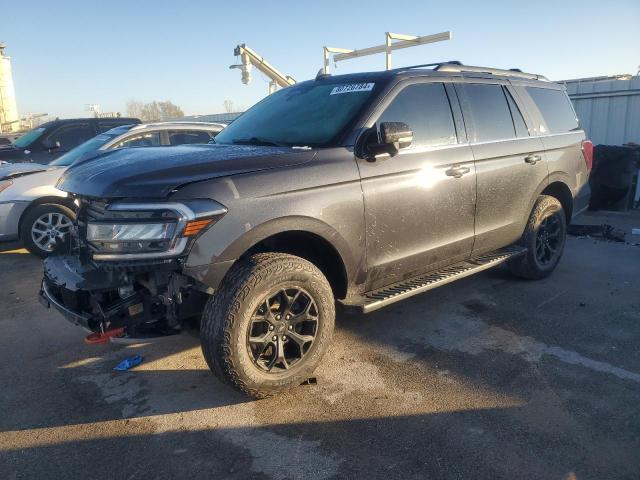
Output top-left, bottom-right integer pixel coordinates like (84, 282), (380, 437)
(1, 237), (639, 479)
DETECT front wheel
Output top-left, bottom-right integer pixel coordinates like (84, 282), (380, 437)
(508, 195), (567, 279)
(200, 253), (335, 398)
(20, 203), (75, 258)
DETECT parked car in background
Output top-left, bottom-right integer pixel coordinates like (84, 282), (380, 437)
(40, 62), (592, 398)
(0, 117), (141, 164)
(0, 121), (225, 256)
(0, 133), (20, 149)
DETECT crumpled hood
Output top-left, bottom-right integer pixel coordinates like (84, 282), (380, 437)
(0, 162), (49, 180)
(57, 144), (315, 198)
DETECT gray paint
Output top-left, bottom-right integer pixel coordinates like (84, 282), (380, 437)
(175, 74), (587, 298)
(563, 75), (640, 145)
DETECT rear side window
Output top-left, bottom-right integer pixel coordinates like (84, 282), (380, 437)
(526, 87), (579, 134)
(168, 130), (213, 146)
(378, 83), (457, 148)
(460, 84), (516, 142)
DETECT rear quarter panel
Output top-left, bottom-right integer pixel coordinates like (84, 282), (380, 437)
(512, 82), (589, 219)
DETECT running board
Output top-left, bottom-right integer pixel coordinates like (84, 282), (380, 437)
(341, 246), (527, 314)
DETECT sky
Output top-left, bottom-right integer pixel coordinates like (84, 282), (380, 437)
(3, 0), (639, 119)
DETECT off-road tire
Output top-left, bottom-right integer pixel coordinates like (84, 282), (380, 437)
(200, 253), (335, 398)
(508, 195), (566, 280)
(20, 203), (75, 258)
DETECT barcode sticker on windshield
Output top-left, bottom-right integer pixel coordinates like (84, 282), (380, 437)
(330, 83), (375, 95)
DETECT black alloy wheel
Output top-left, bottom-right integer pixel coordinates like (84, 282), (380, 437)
(247, 287), (318, 372)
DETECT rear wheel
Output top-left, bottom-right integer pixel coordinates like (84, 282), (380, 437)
(200, 253), (335, 398)
(508, 195), (566, 279)
(20, 203), (75, 258)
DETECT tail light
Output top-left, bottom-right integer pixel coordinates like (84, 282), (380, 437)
(581, 140), (594, 173)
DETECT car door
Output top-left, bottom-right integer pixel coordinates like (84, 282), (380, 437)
(454, 80), (547, 254)
(33, 122), (96, 164)
(357, 80), (476, 291)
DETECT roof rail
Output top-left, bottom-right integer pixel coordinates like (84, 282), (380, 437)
(434, 63), (548, 81)
(395, 60), (462, 72)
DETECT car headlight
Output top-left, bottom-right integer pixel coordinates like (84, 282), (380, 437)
(87, 222), (178, 253)
(87, 200), (227, 260)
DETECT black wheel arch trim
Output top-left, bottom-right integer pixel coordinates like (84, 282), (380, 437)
(184, 215), (357, 297)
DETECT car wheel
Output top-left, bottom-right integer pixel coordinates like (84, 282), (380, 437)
(20, 203), (75, 258)
(200, 253), (335, 398)
(508, 195), (566, 280)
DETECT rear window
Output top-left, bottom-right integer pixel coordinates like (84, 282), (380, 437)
(526, 87), (579, 134)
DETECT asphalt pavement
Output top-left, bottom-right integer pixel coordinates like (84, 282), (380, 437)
(0, 223), (639, 479)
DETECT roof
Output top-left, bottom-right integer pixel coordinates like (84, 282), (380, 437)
(38, 117), (140, 128)
(130, 121), (226, 131)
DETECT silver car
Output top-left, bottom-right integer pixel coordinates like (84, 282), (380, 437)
(0, 121), (225, 256)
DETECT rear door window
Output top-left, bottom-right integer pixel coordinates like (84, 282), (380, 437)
(525, 87), (579, 134)
(98, 121), (126, 133)
(460, 84), (516, 142)
(378, 83), (457, 148)
(113, 132), (162, 148)
(45, 123), (94, 150)
(167, 130), (213, 146)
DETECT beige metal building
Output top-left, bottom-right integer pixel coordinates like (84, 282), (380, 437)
(0, 43), (19, 133)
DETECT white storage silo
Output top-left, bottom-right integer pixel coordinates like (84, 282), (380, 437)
(0, 43), (19, 133)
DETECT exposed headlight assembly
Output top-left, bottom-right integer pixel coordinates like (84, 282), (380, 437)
(87, 199), (227, 261)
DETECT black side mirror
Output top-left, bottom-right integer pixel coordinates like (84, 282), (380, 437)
(42, 140), (61, 151)
(363, 122), (413, 161)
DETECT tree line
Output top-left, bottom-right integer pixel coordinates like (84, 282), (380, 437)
(126, 100), (184, 122)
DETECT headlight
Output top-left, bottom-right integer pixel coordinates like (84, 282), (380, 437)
(87, 222), (177, 253)
(87, 200), (227, 260)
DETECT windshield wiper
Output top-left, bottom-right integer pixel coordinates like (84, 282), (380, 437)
(232, 137), (286, 147)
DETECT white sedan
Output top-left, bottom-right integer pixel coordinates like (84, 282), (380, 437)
(0, 121), (225, 256)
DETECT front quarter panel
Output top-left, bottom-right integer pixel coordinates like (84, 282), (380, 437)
(2, 168), (67, 202)
(171, 148), (365, 292)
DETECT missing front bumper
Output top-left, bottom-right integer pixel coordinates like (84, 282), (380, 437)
(40, 254), (207, 335)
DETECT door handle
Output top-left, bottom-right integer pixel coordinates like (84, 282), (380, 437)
(445, 165), (471, 178)
(524, 154), (542, 165)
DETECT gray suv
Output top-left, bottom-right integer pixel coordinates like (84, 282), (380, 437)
(40, 62), (592, 398)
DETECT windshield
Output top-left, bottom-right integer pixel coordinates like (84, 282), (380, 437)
(13, 127), (46, 149)
(50, 133), (118, 166)
(214, 81), (380, 147)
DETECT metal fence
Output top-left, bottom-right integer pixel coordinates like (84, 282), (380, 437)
(562, 75), (640, 146)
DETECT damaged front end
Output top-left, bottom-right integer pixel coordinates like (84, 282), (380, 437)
(39, 197), (226, 338)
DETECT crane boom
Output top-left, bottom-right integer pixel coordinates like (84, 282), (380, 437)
(230, 44), (296, 94)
